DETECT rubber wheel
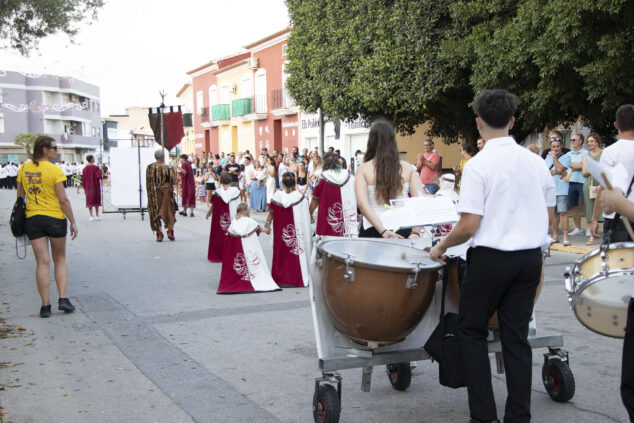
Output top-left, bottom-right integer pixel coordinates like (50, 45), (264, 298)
(313, 384), (341, 423)
(542, 359), (575, 402)
(386, 362), (412, 391)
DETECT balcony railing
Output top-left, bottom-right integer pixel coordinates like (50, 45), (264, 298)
(211, 104), (230, 120)
(271, 88), (296, 110)
(232, 97), (252, 117)
(182, 112), (193, 127)
(231, 95), (267, 117)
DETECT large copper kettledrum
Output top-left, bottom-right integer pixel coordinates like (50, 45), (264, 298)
(317, 238), (441, 346)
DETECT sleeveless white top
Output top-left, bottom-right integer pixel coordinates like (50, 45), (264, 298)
(363, 182), (409, 229)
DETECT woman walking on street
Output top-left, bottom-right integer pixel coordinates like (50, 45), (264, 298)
(17, 136), (78, 318)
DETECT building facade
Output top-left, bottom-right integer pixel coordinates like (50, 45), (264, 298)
(176, 83), (195, 156)
(0, 70), (101, 163)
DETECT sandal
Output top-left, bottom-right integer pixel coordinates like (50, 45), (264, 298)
(563, 240), (571, 246)
(586, 237), (597, 245)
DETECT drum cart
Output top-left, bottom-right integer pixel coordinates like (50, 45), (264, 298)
(310, 238), (575, 423)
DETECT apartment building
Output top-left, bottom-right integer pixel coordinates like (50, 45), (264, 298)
(0, 70), (101, 163)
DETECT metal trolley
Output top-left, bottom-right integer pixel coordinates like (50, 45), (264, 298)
(309, 238), (574, 423)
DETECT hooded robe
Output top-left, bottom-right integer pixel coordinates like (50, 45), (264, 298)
(268, 190), (312, 287)
(312, 169), (357, 236)
(217, 217), (281, 294)
(207, 186), (240, 262)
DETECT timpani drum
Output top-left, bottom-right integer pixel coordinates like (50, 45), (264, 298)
(446, 256), (545, 327)
(565, 242), (634, 338)
(316, 238), (441, 346)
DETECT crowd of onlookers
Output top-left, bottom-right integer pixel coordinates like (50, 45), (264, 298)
(0, 161), (19, 189)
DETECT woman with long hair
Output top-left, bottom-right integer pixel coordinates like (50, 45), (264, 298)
(582, 132), (604, 244)
(296, 161), (309, 195)
(355, 119), (424, 238)
(17, 136), (78, 318)
(265, 156), (277, 204)
(249, 159), (268, 211)
(453, 142), (475, 190)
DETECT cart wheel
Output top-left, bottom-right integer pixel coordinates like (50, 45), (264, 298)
(386, 362), (412, 391)
(313, 384), (340, 423)
(542, 359), (575, 402)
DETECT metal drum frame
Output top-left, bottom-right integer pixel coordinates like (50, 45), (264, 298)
(310, 237), (575, 423)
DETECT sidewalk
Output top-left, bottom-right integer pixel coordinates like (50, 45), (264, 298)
(548, 217), (599, 255)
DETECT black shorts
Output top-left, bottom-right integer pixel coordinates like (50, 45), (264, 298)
(25, 215), (67, 240)
(205, 182), (216, 190)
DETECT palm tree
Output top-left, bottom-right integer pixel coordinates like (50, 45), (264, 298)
(14, 133), (47, 159)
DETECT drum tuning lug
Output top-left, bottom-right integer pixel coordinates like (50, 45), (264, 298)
(407, 263), (422, 289)
(563, 267), (574, 296)
(343, 253), (355, 282)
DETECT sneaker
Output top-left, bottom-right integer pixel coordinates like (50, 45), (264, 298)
(569, 228), (584, 236)
(89, 217), (94, 222)
(40, 305), (52, 318)
(563, 240), (572, 246)
(94, 216), (101, 221)
(585, 228), (591, 237)
(58, 298), (75, 313)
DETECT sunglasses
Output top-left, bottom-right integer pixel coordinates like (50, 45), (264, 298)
(48, 145), (58, 150)
(550, 137), (561, 142)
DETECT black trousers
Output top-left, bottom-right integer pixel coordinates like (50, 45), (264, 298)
(459, 246), (542, 423)
(623, 298), (634, 422)
(604, 217), (632, 242)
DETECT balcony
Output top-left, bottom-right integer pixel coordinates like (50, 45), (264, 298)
(231, 96), (267, 121)
(182, 112), (193, 127)
(212, 104), (230, 121)
(271, 89), (298, 116)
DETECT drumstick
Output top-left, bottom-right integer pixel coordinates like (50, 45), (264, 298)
(600, 171), (634, 240)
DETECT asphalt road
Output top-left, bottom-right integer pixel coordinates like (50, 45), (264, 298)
(0, 187), (629, 422)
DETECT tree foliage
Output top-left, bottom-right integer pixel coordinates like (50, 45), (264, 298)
(15, 132), (47, 158)
(285, 0), (634, 144)
(0, 0), (104, 55)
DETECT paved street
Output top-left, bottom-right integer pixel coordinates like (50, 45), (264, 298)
(0, 187), (629, 423)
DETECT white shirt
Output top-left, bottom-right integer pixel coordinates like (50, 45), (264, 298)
(458, 136), (556, 251)
(6, 164), (18, 177)
(244, 164), (254, 186)
(599, 138), (634, 219)
(0, 167), (7, 178)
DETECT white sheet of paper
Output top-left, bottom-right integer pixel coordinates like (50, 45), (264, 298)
(381, 196), (459, 229)
(585, 155), (609, 188)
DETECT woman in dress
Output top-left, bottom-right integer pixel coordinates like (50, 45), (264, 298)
(582, 132), (604, 245)
(265, 156), (277, 204)
(218, 203), (281, 294)
(309, 152), (357, 236)
(17, 136), (78, 317)
(206, 172), (241, 262)
(355, 119), (424, 239)
(262, 172), (312, 287)
(249, 160), (268, 211)
(453, 142), (474, 190)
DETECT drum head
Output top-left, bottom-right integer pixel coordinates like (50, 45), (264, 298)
(318, 238), (440, 271)
(574, 272), (634, 338)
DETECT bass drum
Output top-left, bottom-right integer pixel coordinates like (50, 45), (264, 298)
(565, 242), (634, 338)
(317, 238), (441, 346)
(446, 255), (545, 327)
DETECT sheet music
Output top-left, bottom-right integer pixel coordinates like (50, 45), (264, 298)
(585, 155), (609, 188)
(381, 196), (459, 229)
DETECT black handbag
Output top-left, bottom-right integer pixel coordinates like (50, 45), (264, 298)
(424, 258), (467, 389)
(10, 197), (26, 237)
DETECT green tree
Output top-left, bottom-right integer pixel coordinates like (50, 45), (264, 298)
(285, 0), (634, 144)
(14, 132), (47, 158)
(1, 0), (104, 55)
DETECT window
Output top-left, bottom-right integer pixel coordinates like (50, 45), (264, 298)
(240, 75), (252, 98)
(196, 90), (203, 114)
(0, 88), (3, 103)
(44, 91), (54, 106)
(0, 116), (4, 133)
(83, 121), (91, 136)
(254, 69), (267, 114)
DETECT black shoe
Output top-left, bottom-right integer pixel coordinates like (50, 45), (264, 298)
(179, 211), (186, 216)
(189, 212), (194, 217)
(40, 305), (52, 318)
(58, 298), (75, 313)
(469, 419), (500, 423)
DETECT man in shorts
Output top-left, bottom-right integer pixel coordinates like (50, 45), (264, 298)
(566, 134), (588, 236)
(544, 134), (571, 245)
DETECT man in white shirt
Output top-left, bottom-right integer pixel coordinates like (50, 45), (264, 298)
(0, 163), (7, 189)
(594, 104), (634, 421)
(431, 89), (555, 423)
(6, 161), (18, 189)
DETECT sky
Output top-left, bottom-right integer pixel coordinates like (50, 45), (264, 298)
(0, 0), (290, 116)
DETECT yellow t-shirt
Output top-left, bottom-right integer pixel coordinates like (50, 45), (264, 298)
(18, 161), (67, 219)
